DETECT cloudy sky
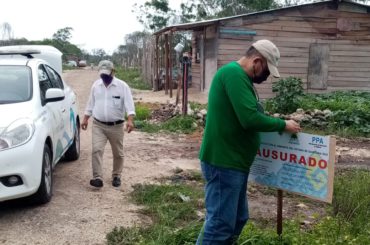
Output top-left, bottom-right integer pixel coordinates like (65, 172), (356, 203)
(0, 0), (180, 54)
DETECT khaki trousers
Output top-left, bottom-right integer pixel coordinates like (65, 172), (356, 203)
(92, 120), (124, 179)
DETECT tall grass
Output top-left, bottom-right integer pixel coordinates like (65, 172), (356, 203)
(332, 169), (370, 234)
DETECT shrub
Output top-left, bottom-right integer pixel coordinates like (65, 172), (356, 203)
(299, 91), (370, 136)
(268, 77), (304, 114)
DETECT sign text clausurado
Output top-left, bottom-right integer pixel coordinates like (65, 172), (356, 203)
(249, 132), (336, 203)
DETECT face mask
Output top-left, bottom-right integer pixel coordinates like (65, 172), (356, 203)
(100, 74), (113, 84)
(252, 64), (270, 84)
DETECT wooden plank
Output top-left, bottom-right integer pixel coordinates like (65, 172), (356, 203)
(279, 57), (309, 63)
(218, 49), (309, 58)
(338, 31), (370, 37)
(316, 39), (370, 45)
(218, 43), (252, 50)
(241, 7), (335, 25)
(219, 27), (257, 35)
(330, 51), (370, 57)
(255, 29), (336, 38)
(219, 33), (254, 40)
(246, 24), (338, 34)
(328, 76), (370, 82)
(327, 80), (370, 87)
(279, 62), (308, 68)
(218, 49), (245, 55)
(276, 16), (336, 23)
(328, 71), (370, 78)
(330, 56), (370, 62)
(247, 19), (337, 29)
(219, 44), (309, 54)
(218, 57), (309, 64)
(328, 61), (370, 68)
(218, 38), (311, 48)
(335, 12), (370, 19)
(326, 86), (370, 91)
(277, 67), (307, 74)
(256, 36), (326, 43)
(330, 44), (370, 51)
(335, 35), (370, 41)
(308, 43), (329, 89)
(220, 18), (243, 27)
(164, 33), (169, 95)
(329, 67), (370, 72)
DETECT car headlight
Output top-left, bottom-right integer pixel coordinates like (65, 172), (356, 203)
(0, 118), (35, 151)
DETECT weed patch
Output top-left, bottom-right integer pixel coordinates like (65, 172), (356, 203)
(115, 67), (151, 90)
(107, 169), (370, 245)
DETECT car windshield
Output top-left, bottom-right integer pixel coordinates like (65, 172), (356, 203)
(0, 66), (32, 104)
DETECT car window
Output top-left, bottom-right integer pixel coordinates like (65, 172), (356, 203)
(38, 65), (53, 105)
(0, 66), (32, 104)
(45, 65), (64, 89)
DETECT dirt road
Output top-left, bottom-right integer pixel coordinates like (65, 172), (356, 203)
(0, 69), (201, 245)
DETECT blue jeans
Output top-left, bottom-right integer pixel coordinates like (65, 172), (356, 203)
(196, 161), (249, 245)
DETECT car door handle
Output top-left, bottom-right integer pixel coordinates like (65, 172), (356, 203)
(61, 109), (66, 113)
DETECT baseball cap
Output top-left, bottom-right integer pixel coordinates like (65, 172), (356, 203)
(98, 60), (114, 75)
(252, 40), (280, 78)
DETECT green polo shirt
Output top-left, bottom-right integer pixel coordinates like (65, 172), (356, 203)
(199, 61), (286, 172)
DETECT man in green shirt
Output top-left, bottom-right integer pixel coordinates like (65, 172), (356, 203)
(196, 40), (301, 245)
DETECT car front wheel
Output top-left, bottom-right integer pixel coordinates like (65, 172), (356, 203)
(29, 144), (53, 204)
(63, 125), (80, 161)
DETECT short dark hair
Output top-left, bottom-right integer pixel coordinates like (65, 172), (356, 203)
(245, 46), (261, 58)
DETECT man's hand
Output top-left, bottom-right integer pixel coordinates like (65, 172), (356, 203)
(81, 115), (90, 130)
(126, 115), (135, 133)
(284, 120), (301, 134)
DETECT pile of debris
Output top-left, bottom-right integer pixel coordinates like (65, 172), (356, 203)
(148, 102), (207, 125)
(149, 103), (180, 123)
(268, 108), (333, 128)
(148, 103), (333, 129)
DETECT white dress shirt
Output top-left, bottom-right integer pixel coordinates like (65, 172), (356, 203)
(84, 77), (136, 122)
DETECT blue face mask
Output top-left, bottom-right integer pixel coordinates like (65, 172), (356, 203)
(100, 74), (113, 84)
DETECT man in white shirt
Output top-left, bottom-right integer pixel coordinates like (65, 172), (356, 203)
(81, 60), (135, 188)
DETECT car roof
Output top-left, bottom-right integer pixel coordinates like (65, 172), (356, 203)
(0, 45), (62, 74)
(0, 57), (30, 66)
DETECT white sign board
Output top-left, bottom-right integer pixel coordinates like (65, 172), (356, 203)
(249, 132), (336, 203)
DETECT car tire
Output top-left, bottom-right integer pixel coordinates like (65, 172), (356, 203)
(63, 125), (80, 161)
(29, 144), (53, 204)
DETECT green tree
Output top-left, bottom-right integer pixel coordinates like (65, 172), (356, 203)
(112, 31), (150, 68)
(133, 0), (175, 31)
(52, 27), (73, 43)
(180, 0), (279, 20)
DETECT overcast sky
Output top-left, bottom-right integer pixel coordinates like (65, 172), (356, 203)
(0, 0), (180, 55)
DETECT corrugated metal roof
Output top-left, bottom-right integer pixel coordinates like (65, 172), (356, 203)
(154, 0), (370, 35)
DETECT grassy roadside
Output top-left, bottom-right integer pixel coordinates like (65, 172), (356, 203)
(107, 169), (370, 245)
(115, 67), (152, 90)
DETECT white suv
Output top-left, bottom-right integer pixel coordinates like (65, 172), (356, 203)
(0, 45), (80, 204)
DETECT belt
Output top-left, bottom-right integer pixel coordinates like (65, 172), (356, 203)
(94, 118), (124, 126)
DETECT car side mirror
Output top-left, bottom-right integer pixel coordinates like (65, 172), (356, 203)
(45, 88), (65, 103)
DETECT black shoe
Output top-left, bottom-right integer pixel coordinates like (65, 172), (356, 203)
(112, 177), (121, 187)
(90, 178), (103, 187)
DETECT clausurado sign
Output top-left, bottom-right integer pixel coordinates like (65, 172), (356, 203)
(249, 132), (336, 203)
